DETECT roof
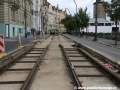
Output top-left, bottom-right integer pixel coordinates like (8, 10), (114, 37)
(89, 18), (113, 23)
(93, 0), (104, 4)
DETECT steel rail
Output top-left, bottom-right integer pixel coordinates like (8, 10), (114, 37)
(0, 45), (34, 74)
(78, 48), (120, 86)
(20, 44), (50, 90)
(59, 44), (83, 90)
(0, 35), (51, 74)
(63, 35), (120, 69)
(82, 45), (120, 69)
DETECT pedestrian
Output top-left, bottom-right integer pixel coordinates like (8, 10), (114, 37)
(82, 31), (85, 38)
(79, 32), (81, 37)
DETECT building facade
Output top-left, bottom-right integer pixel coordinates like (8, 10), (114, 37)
(0, 0), (32, 38)
(59, 10), (66, 33)
(47, 3), (54, 30)
(93, 0), (106, 19)
(47, 2), (66, 33)
(88, 18), (119, 33)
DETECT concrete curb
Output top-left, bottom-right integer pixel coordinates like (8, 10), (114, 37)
(97, 42), (120, 49)
(82, 37), (120, 49)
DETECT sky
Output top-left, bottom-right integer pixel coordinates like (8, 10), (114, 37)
(47, 0), (110, 18)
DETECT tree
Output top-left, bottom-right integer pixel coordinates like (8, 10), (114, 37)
(103, 0), (120, 20)
(75, 7), (89, 35)
(61, 14), (76, 34)
(61, 7), (89, 35)
(103, 0), (120, 46)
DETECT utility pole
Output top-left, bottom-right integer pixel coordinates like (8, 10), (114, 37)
(94, 0), (98, 41)
(114, 1), (120, 46)
(56, 5), (58, 34)
(42, 0), (47, 37)
(73, 0), (77, 15)
(69, 0), (77, 35)
(73, 0), (77, 36)
(115, 19), (118, 46)
(24, 0), (27, 38)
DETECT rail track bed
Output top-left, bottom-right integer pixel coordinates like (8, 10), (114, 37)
(60, 44), (120, 90)
(0, 35), (120, 90)
(0, 44), (49, 90)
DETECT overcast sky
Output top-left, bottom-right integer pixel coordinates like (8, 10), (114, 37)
(47, 0), (110, 18)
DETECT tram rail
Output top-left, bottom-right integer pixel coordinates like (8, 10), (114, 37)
(59, 44), (120, 90)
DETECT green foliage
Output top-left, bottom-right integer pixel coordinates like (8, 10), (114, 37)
(60, 7), (89, 33)
(75, 7), (89, 29)
(61, 15), (76, 31)
(103, 0), (120, 21)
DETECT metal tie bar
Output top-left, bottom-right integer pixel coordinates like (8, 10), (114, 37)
(7, 69), (32, 71)
(74, 66), (98, 68)
(0, 81), (24, 84)
(78, 75), (108, 77)
(17, 61), (37, 63)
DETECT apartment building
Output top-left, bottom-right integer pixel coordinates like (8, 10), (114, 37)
(59, 10), (66, 33)
(0, 0), (32, 38)
(47, 2), (66, 33)
(47, 2), (53, 30)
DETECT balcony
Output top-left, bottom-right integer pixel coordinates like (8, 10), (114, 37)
(0, 0), (4, 4)
(1, 0), (20, 9)
(9, 0), (20, 9)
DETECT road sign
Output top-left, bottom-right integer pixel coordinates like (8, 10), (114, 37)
(94, 21), (99, 26)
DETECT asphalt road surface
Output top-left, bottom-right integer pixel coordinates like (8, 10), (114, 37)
(64, 34), (120, 63)
(5, 35), (40, 53)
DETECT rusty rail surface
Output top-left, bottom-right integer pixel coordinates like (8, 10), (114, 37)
(59, 41), (120, 89)
(82, 45), (120, 69)
(59, 44), (83, 90)
(0, 35), (51, 90)
(0, 45), (34, 74)
(78, 48), (120, 86)
(0, 35), (50, 74)
(21, 44), (49, 90)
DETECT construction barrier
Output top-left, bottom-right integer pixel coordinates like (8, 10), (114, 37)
(0, 34), (5, 53)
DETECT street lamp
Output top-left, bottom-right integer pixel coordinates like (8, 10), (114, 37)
(69, 0), (77, 14)
(65, 8), (71, 15)
(94, 0), (98, 41)
(73, 0), (77, 14)
(24, 0), (27, 38)
(73, 0), (77, 36)
(112, 7), (119, 46)
(69, 0), (78, 36)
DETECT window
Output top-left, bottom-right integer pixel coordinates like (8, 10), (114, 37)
(19, 13), (21, 23)
(117, 22), (119, 25)
(112, 22), (114, 25)
(89, 23), (94, 26)
(105, 23), (111, 26)
(17, 12), (19, 22)
(11, 9), (15, 21)
(98, 23), (104, 26)
(35, 11), (38, 16)
(22, 14), (24, 24)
